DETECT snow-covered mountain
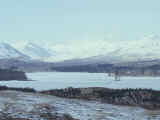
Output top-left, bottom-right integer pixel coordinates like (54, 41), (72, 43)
(88, 34), (160, 62)
(106, 34), (160, 62)
(0, 42), (30, 60)
(22, 42), (53, 61)
(1, 34), (160, 64)
(53, 34), (160, 65)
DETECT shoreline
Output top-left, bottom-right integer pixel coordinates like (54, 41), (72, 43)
(41, 87), (160, 110)
(0, 85), (160, 110)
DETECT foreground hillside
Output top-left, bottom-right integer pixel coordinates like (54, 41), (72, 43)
(0, 90), (159, 120)
(0, 90), (77, 120)
(42, 87), (160, 110)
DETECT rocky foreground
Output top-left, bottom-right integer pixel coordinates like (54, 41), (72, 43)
(1, 86), (160, 110)
(41, 87), (160, 110)
(0, 90), (78, 120)
(0, 86), (160, 119)
(0, 90), (160, 120)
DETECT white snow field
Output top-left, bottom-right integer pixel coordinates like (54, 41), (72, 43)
(0, 72), (160, 91)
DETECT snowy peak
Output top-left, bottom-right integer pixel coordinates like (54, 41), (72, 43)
(23, 42), (53, 60)
(0, 42), (30, 59)
(53, 34), (160, 64)
(96, 34), (160, 62)
(143, 34), (160, 41)
(1, 34), (160, 63)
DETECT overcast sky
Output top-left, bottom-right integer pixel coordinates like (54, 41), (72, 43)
(0, 0), (160, 45)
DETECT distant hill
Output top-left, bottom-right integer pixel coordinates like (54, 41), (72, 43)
(0, 58), (54, 72)
(0, 68), (27, 81)
(52, 60), (160, 76)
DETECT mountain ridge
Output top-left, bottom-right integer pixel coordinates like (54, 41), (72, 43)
(1, 34), (160, 64)
(0, 42), (30, 60)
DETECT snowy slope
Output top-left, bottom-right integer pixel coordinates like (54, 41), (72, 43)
(30, 34), (160, 63)
(0, 42), (30, 59)
(5, 34), (160, 63)
(22, 42), (53, 60)
(110, 34), (160, 61)
(84, 34), (160, 63)
(54, 34), (160, 64)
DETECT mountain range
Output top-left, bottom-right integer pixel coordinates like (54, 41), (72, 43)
(0, 42), (54, 61)
(0, 42), (30, 60)
(23, 42), (53, 60)
(1, 34), (160, 65)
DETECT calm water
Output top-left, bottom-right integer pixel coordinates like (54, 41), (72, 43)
(0, 72), (160, 90)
